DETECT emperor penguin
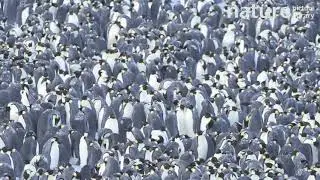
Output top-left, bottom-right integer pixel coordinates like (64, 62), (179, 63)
(222, 24), (236, 49)
(37, 74), (51, 98)
(37, 109), (62, 141)
(97, 155), (121, 177)
(226, 106), (244, 126)
(20, 83), (31, 110)
(148, 71), (161, 90)
(176, 103), (197, 138)
(42, 137), (60, 170)
(20, 131), (39, 163)
(301, 138), (319, 166)
(79, 133), (89, 168)
(106, 21), (122, 49)
(191, 131), (215, 161)
(193, 88), (205, 117)
(102, 112), (119, 134)
(121, 97), (134, 119)
(200, 113), (214, 132)
(196, 59), (207, 80)
(66, 9), (79, 26)
(6, 102), (24, 122)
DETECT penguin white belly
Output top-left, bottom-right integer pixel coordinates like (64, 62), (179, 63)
(138, 143), (145, 151)
(9, 111), (19, 121)
(123, 103), (133, 119)
(162, 80), (173, 90)
(105, 93), (112, 106)
(250, 174), (260, 180)
(52, 36), (61, 52)
(20, 68), (28, 80)
(7, 153), (14, 170)
(190, 16), (201, 28)
(50, 142), (59, 169)
(211, 102), (219, 115)
(79, 138), (88, 167)
(37, 82), (48, 97)
(97, 76), (107, 86)
(200, 117), (211, 132)
(21, 7), (30, 25)
(221, 76), (229, 87)
(65, 103), (71, 127)
(139, 91), (150, 104)
(126, 132), (136, 143)
(137, 63), (147, 72)
(107, 25), (120, 49)
(273, 104), (283, 112)
(98, 163), (106, 176)
(175, 138), (185, 155)
(68, 14), (79, 26)
(257, 71), (268, 84)
(268, 80), (277, 89)
(48, 7), (57, 19)
(98, 108), (105, 130)
(228, 111), (239, 125)
(260, 132), (268, 145)
(132, 1), (139, 12)
(177, 109), (187, 136)
(80, 100), (91, 110)
(159, 103), (166, 121)
(0, 137), (5, 149)
(63, 0), (71, 5)
(107, 59), (116, 73)
(237, 79), (246, 89)
(104, 118), (119, 134)
(93, 99), (102, 117)
(307, 175), (316, 180)
(195, 93), (204, 116)
(145, 150), (153, 161)
(104, 139), (110, 150)
(161, 170), (169, 180)
(311, 145), (318, 165)
(149, 74), (160, 90)
(196, 64), (205, 80)
(17, 115), (26, 129)
(247, 152), (258, 160)
(36, 142), (39, 155)
(270, 93), (278, 101)
(73, 0), (81, 4)
(222, 31), (235, 48)
(197, 135), (208, 160)
(185, 109), (195, 137)
(200, 25), (208, 39)
(92, 65), (101, 81)
(117, 73), (123, 84)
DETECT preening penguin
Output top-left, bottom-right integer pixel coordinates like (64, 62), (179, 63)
(20, 131), (39, 163)
(37, 109), (62, 142)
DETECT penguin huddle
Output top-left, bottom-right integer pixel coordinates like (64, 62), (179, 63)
(0, 0), (320, 179)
